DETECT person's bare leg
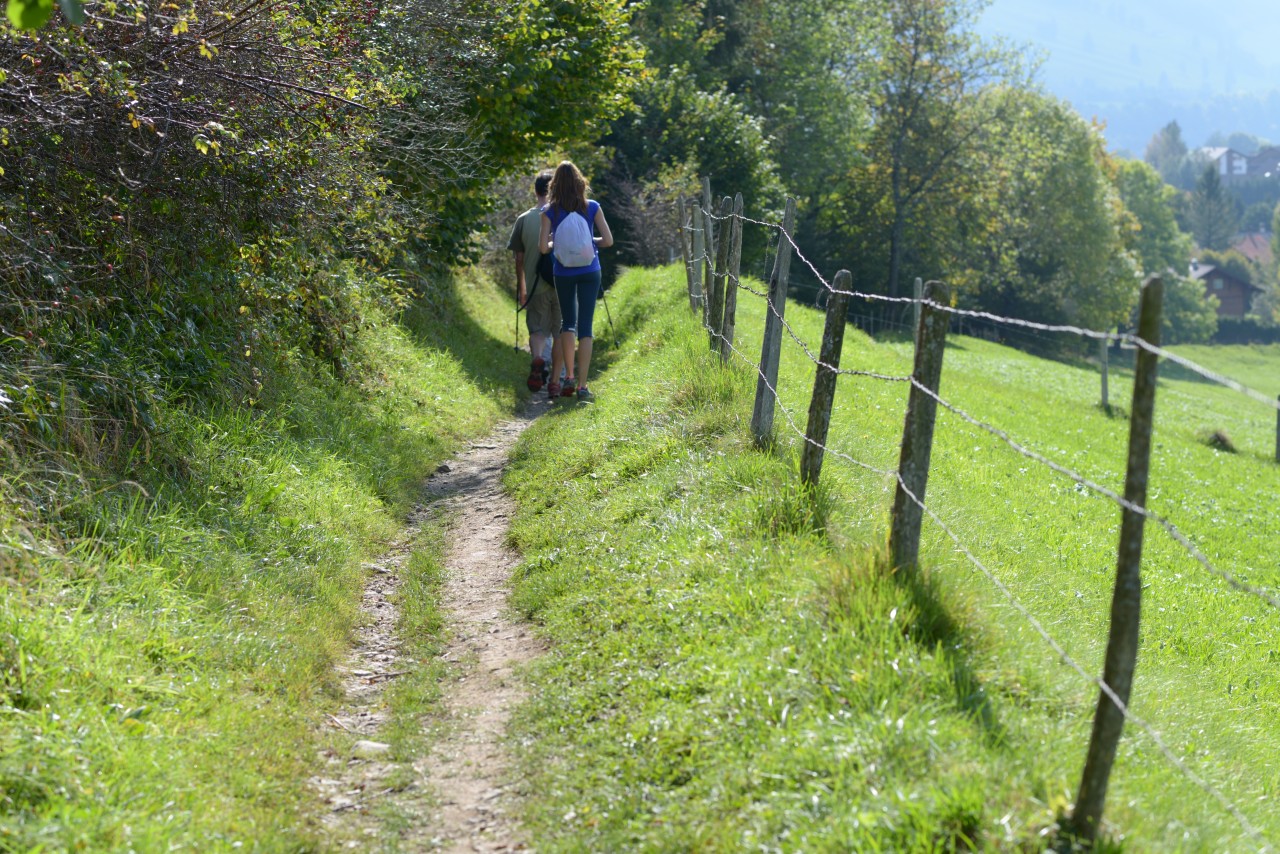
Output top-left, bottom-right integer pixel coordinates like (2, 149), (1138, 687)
(530, 331), (546, 361)
(551, 331), (567, 387)
(559, 331), (577, 385)
(575, 337), (593, 388)
(552, 334), (567, 378)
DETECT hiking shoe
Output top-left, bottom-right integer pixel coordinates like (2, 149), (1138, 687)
(561, 380), (576, 398)
(546, 379), (561, 398)
(576, 386), (594, 402)
(527, 358), (546, 392)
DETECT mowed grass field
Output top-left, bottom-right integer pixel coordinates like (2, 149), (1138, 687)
(507, 265), (1280, 852)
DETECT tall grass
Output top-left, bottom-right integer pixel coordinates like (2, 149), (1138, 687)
(506, 265), (1280, 852)
(0, 267), (525, 850)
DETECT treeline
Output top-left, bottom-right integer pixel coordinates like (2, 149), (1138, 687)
(525, 0), (1247, 350)
(7, 0), (1275, 475)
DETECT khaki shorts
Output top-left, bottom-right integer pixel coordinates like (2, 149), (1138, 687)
(525, 281), (562, 337)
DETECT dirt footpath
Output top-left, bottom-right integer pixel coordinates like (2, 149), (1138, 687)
(315, 402), (546, 851)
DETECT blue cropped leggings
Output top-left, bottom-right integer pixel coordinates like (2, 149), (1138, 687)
(555, 270), (601, 339)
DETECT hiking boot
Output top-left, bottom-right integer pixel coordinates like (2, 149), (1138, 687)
(546, 379), (561, 398)
(527, 358), (546, 392)
(576, 386), (594, 402)
(561, 380), (576, 398)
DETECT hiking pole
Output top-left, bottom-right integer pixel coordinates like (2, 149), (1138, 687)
(513, 278), (538, 352)
(599, 283), (616, 350)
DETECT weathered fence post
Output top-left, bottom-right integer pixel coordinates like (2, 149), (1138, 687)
(751, 197), (797, 447)
(800, 270), (852, 488)
(1099, 336), (1110, 413)
(1068, 275), (1164, 845)
(719, 193), (744, 363)
(691, 204), (706, 315)
(913, 277), (923, 344)
(708, 196), (733, 351)
(702, 178), (715, 327)
(678, 197), (695, 309)
(888, 280), (952, 572)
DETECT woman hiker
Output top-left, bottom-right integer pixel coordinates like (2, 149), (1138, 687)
(539, 160), (613, 402)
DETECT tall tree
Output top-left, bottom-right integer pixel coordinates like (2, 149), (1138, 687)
(626, 0), (875, 205)
(857, 0), (1026, 298)
(1144, 120), (1189, 186)
(1114, 160), (1193, 276)
(1187, 165), (1238, 251)
(951, 90), (1140, 334)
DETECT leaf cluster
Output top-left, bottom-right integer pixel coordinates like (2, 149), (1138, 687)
(0, 0), (483, 461)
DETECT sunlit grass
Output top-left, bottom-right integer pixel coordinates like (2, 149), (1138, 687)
(0, 267), (524, 850)
(507, 264), (1280, 851)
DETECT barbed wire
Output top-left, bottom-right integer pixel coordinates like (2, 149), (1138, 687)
(710, 236), (1280, 613)
(683, 207), (1277, 846)
(704, 304), (1272, 849)
(685, 206), (1280, 414)
(910, 377), (1280, 613)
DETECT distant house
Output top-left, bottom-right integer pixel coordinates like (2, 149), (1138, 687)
(1190, 261), (1260, 318)
(1197, 145), (1280, 185)
(1232, 232), (1274, 268)
(1246, 146), (1280, 179)
(1201, 147), (1249, 183)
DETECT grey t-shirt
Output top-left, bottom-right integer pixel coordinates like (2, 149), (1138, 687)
(507, 205), (545, 287)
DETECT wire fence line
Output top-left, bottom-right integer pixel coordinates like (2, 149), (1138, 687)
(914, 378), (1280, 614)
(688, 209), (1280, 415)
(680, 190), (1278, 849)
(711, 267), (1274, 852)
(693, 198), (1280, 621)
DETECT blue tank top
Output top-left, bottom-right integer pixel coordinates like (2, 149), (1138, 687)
(545, 201), (602, 276)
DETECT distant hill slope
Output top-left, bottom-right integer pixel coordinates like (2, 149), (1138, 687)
(977, 0), (1280, 154)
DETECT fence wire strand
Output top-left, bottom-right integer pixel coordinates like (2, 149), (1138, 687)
(711, 296), (1271, 849)
(682, 201), (1278, 848)
(687, 209), (1280, 413)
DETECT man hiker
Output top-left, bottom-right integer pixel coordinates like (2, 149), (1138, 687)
(508, 170), (563, 392)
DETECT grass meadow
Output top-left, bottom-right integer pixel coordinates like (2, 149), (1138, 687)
(0, 269), (525, 851)
(506, 265), (1280, 852)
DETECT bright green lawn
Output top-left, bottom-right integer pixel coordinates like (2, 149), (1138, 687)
(0, 268), (526, 851)
(507, 265), (1280, 852)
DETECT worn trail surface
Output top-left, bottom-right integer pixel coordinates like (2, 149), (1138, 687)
(315, 402), (546, 851)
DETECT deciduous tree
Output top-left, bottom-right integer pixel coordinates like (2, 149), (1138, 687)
(856, 0), (1027, 299)
(1114, 160), (1193, 276)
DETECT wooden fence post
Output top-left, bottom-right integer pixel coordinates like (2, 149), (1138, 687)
(800, 270), (852, 488)
(678, 197), (694, 309)
(719, 193), (744, 363)
(751, 197), (797, 447)
(1068, 276), (1164, 844)
(888, 280), (952, 572)
(708, 196), (733, 351)
(675, 195), (696, 311)
(691, 205), (706, 314)
(702, 178), (715, 327)
(1099, 336), (1110, 413)
(913, 277), (923, 344)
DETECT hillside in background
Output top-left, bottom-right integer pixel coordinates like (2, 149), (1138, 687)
(977, 0), (1280, 153)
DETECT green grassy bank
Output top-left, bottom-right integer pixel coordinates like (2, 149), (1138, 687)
(506, 266), (1280, 851)
(0, 270), (525, 851)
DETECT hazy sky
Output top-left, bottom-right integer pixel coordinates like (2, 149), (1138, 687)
(975, 0), (1280, 153)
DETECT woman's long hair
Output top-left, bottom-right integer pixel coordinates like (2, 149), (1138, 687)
(548, 161), (589, 215)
